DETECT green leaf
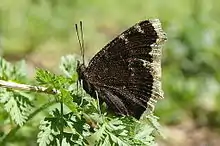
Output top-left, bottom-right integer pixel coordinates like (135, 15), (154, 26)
(144, 114), (164, 138)
(102, 135), (111, 146)
(37, 120), (58, 146)
(3, 92), (33, 126)
(0, 88), (12, 103)
(59, 55), (79, 80)
(37, 109), (89, 146)
(0, 58), (26, 82)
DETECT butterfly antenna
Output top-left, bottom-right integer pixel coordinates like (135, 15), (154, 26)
(80, 21), (85, 65)
(75, 22), (85, 65)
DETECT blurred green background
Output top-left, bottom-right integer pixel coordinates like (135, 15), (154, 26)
(1, 0), (220, 145)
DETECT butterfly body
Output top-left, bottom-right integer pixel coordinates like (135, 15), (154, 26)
(77, 19), (167, 119)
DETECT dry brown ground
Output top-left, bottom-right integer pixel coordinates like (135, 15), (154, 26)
(158, 119), (220, 146)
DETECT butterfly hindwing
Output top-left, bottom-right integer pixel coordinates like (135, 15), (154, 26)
(77, 19), (167, 119)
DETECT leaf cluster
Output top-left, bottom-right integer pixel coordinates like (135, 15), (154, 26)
(0, 56), (162, 146)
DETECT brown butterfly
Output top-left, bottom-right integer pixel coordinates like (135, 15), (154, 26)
(77, 19), (167, 119)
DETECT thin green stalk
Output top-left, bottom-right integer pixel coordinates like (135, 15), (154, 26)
(59, 101), (64, 146)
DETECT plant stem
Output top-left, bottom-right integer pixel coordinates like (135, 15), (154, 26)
(0, 79), (59, 95)
(59, 101), (64, 146)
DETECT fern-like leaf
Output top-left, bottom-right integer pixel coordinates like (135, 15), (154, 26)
(37, 120), (58, 146)
(4, 93), (33, 126)
(37, 109), (89, 146)
(59, 55), (79, 79)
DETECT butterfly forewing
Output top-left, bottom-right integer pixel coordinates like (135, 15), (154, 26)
(77, 19), (167, 119)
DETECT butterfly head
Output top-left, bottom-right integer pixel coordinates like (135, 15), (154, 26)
(76, 60), (96, 98)
(76, 60), (86, 81)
